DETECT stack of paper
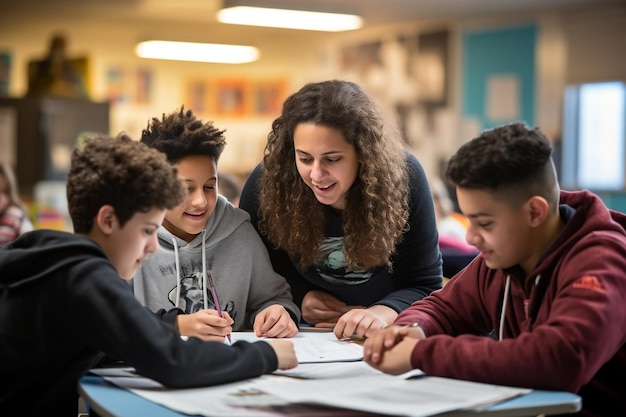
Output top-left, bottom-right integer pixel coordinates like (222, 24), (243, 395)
(93, 367), (528, 417)
(90, 332), (530, 416)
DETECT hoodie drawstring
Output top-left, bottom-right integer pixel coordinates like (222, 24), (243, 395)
(201, 229), (208, 310)
(498, 274), (511, 341)
(172, 237), (181, 308)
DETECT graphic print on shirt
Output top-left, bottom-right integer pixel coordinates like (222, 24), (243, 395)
(167, 271), (210, 313)
(313, 237), (371, 285)
(160, 258), (237, 320)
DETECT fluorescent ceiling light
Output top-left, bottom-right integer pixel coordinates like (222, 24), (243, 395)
(135, 41), (259, 64)
(217, 6), (362, 32)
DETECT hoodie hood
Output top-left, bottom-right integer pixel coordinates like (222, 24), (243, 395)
(133, 195), (252, 313)
(540, 190), (626, 268)
(0, 230), (105, 290)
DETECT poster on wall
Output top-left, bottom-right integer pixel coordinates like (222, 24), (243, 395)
(403, 30), (449, 108)
(251, 78), (287, 117)
(105, 65), (152, 105)
(184, 79), (209, 115)
(0, 52), (10, 96)
(183, 77), (288, 118)
(486, 75), (520, 122)
(106, 67), (128, 103)
(215, 78), (248, 117)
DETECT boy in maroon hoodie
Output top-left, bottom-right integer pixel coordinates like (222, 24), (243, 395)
(363, 122), (626, 417)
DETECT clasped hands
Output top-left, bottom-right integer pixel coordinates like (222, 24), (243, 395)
(301, 289), (396, 339)
(362, 324), (425, 375)
(301, 289), (425, 374)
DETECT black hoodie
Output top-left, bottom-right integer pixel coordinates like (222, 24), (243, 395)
(0, 230), (278, 416)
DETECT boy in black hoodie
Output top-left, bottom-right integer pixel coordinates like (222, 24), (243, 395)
(0, 134), (297, 416)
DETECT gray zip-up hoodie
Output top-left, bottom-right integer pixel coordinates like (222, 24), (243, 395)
(132, 195), (300, 330)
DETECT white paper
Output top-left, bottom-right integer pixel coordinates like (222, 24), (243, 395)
(274, 361), (425, 379)
(230, 331), (363, 363)
(261, 375), (530, 417)
(486, 74), (520, 122)
(103, 374), (292, 417)
(91, 331), (526, 417)
(99, 371), (527, 417)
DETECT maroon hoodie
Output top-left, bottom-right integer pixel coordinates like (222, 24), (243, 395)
(396, 190), (626, 416)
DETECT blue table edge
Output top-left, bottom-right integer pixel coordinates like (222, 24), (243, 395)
(78, 374), (582, 417)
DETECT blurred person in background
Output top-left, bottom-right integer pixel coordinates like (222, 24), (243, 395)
(0, 162), (34, 247)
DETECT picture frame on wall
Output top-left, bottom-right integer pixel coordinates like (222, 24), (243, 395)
(0, 52), (10, 96)
(215, 78), (248, 117)
(403, 30), (449, 108)
(251, 78), (287, 118)
(182, 77), (290, 118)
(184, 79), (209, 115)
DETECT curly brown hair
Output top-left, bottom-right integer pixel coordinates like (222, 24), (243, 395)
(140, 106), (226, 164)
(259, 80), (409, 271)
(67, 133), (185, 233)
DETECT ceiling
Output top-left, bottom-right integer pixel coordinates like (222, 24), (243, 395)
(0, 0), (619, 67)
(0, 0), (617, 29)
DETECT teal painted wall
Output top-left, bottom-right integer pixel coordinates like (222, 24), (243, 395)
(462, 24), (537, 129)
(594, 192), (626, 214)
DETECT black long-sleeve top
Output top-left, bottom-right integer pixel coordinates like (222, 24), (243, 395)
(0, 230), (279, 416)
(239, 152), (443, 315)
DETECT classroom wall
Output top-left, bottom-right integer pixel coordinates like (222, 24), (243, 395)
(0, 2), (624, 191)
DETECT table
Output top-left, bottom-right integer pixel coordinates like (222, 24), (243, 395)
(79, 375), (581, 417)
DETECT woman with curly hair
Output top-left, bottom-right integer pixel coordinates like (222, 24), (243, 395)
(240, 80), (442, 340)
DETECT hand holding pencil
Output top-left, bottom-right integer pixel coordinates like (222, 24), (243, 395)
(175, 309), (233, 342)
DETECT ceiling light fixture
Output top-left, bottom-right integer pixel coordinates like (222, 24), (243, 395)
(217, 6), (362, 32)
(135, 41), (260, 64)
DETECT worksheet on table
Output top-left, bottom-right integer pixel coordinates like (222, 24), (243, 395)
(229, 331), (364, 363)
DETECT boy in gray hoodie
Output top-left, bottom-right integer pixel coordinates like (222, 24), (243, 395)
(132, 107), (300, 340)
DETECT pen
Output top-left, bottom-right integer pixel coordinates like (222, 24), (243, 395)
(206, 269), (231, 344)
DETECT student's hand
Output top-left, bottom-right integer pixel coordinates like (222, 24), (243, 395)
(333, 305), (397, 340)
(364, 336), (420, 375)
(253, 305), (299, 338)
(301, 290), (363, 328)
(362, 324), (424, 367)
(264, 339), (298, 370)
(176, 309), (234, 342)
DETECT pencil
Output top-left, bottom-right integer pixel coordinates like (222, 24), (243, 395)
(206, 269), (232, 344)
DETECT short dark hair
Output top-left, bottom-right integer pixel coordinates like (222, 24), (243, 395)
(140, 106), (226, 164)
(67, 133), (185, 233)
(445, 122), (559, 207)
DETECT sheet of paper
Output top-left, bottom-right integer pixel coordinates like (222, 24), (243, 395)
(99, 370), (526, 417)
(260, 375), (530, 417)
(230, 331), (363, 363)
(274, 361), (425, 379)
(102, 374), (293, 417)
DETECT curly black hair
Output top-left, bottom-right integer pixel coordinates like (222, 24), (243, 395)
(67, 133), (185, 233)
(140, 106), (226, 163)
(445, 121), (559, 207)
